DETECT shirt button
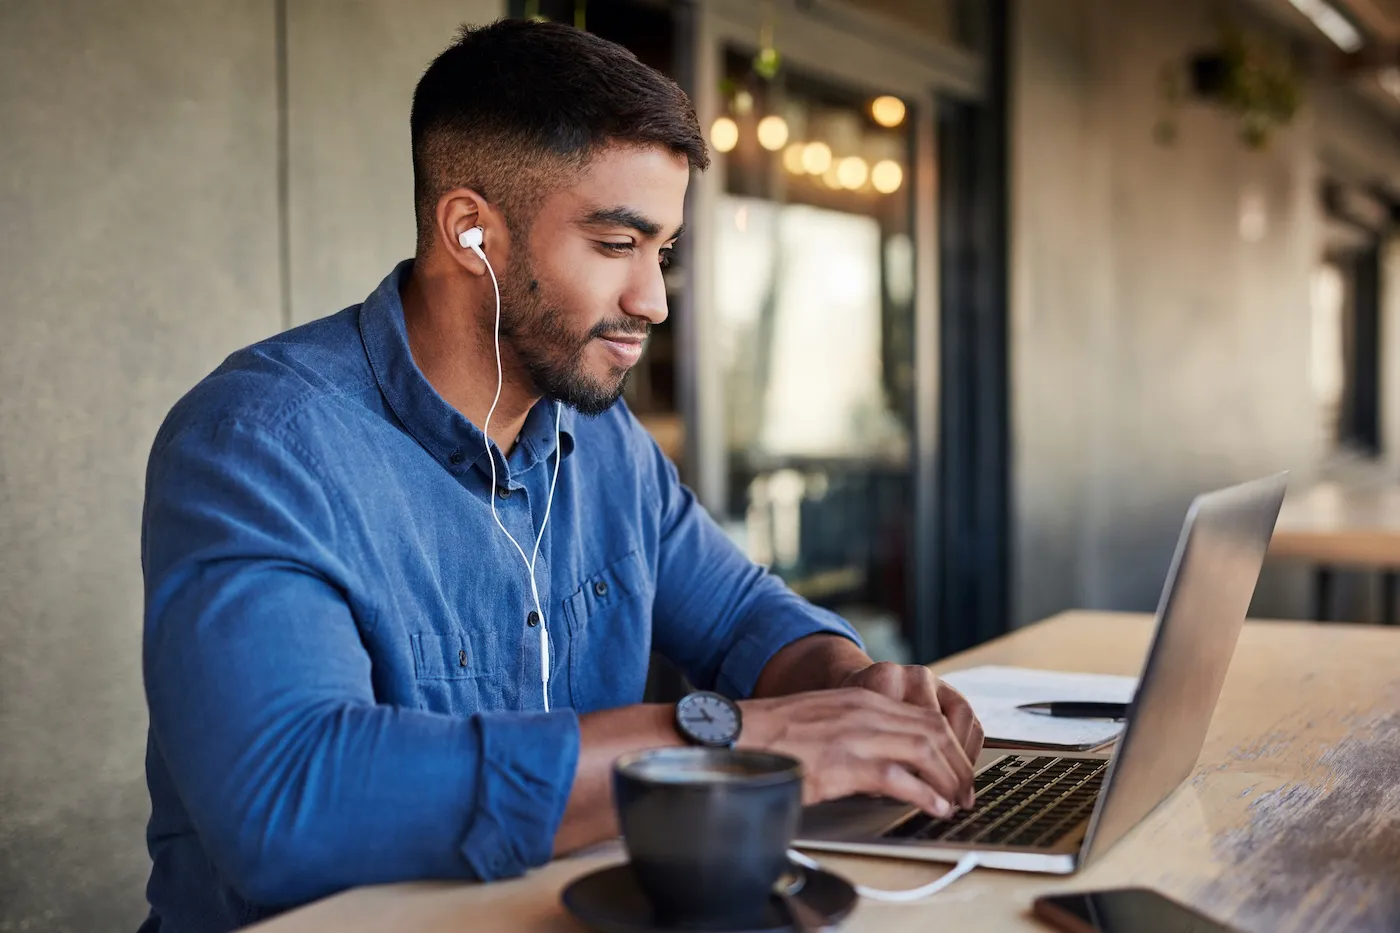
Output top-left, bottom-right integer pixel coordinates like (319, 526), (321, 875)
(497, 486), (512, 499)
(448, 449), (465, 465)
(527, 610), (540, 627)
(594, 581), (609, 597)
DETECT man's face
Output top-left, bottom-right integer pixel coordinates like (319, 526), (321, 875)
(497, 144), (689, 416)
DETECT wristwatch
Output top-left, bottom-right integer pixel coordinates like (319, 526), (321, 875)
(674, 690), (743, 748)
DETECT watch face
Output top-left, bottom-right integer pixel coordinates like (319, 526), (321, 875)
(676, 692), (741, 747)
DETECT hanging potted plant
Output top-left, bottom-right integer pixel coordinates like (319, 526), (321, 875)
(1157, 19), (1303, 150)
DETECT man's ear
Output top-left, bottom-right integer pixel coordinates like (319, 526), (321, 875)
(436, 188), (501, 276)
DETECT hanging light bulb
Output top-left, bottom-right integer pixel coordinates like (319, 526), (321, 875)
(837, 156), (868, 190)
(871, 159), (903, 193)
(871, 95), (906, 128)
(757, 115), (789, 151)
(801, 141), (832, 175)
(782, 141), (806, 174)
(711, 116), (739, 153)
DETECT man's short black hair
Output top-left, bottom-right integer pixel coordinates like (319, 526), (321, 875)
(410, 18), (709, 255)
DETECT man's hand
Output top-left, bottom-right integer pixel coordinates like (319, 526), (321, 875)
(841, 661), (985, 763)
(739, 687), (977, 816)
(555, 656), (985, 856)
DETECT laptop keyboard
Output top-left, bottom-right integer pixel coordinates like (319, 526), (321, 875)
(883, 755), (1108, 849)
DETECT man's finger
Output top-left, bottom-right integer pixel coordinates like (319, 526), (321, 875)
(844, 661), (907, 699)
(845, 735), (962, 816)
(862, 759), (953, 818)
(897, 666), (942, 709)
(936, 681), (980, 752)
(965, 717), (986, 761)
(846, 723), (973, 807)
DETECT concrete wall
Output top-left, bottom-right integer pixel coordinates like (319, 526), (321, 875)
(0, 3), (280, 928)
(286, 1), (501, 325)
(0, 2), (499, 930)
(1010, 0), (1376, 625)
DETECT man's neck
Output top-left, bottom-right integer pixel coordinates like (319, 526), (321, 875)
(401, 260), (537, 454)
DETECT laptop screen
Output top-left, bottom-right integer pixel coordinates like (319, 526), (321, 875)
(1081, 474), (1286, 864)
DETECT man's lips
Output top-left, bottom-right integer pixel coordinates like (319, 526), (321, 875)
(597, 333), (645, 365)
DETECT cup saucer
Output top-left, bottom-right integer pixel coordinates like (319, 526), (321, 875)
(560, 862), (857, 933)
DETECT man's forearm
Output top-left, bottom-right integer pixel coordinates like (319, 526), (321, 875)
(553, 703), (683, 855)
(751, 633), (873, 698)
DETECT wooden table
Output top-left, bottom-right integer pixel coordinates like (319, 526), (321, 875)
(246, 611), (1400, 933)
(1270, 480), (1400, 623)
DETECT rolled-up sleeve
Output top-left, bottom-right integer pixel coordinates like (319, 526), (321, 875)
(638, 424), (862, 699)
(142, 418), (578, 906)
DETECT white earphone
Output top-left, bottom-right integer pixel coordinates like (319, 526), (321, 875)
(458, 225), (484, 252)
(459, 224), (564, 712)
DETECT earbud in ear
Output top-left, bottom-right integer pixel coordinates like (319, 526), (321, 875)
(458, 225), (484, 253)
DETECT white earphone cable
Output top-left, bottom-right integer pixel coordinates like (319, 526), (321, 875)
(474, 236), (562, 713)
(786, 849), (979, 903)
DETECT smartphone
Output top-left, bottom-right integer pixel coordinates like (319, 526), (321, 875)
(1032, 887), (1238, 933)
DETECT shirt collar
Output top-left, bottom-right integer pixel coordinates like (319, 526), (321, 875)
(359, 260), (576, 482)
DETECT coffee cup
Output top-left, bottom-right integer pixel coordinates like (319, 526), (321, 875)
(612, 746), (804, 928)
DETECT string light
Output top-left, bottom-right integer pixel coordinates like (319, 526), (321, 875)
(871, 95), (906, 128)
(782, 141), (806, 174)
(837, 156), (868, 190)
(801, 141), (832, 175)
(871, 159), (903, 193)
(757, 115), (789, 151)
(711, 116), (739, 153)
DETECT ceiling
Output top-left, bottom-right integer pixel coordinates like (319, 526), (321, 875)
(1253, 0), (1400, 111)
(1340, 0), (1400, 41)
(1337, 0), (1400, 135)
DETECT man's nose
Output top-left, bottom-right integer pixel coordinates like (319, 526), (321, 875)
(620, 260), (669, 325)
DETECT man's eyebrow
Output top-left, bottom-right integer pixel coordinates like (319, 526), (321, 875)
(579, 206), (685, 241)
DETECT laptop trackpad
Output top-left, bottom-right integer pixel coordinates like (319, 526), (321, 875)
(800, 795), (913, 840)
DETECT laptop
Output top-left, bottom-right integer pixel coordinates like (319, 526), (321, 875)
(796, 472), (1288, 874)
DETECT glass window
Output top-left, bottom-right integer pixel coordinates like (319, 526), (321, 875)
(710, 47), (918, 662)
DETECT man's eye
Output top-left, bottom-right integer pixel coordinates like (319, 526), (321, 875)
(600, 241), (634, 255)
(659, 248), (674, 269)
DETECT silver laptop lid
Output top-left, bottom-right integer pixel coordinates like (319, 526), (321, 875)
(1080, 473), (1287, 864)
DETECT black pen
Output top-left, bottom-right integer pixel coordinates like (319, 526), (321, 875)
(1016, 701), (1129, 720)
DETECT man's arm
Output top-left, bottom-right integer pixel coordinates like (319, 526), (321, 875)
(752, 631), (873, 696)
(635, 424), (862, 699)
(552, 681), (981, 856)
(143, 420), (578, 905)
(541, 422), (977, 853)
(629, 417), (983, 762)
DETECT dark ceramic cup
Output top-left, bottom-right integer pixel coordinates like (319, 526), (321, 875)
(612, 747), (805, 928)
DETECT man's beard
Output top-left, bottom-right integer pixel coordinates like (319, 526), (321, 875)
(493, 252), (647, 417)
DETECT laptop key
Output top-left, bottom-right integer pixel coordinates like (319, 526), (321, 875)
(884, 755), (1108, 848)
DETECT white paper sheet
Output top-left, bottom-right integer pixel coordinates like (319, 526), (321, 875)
(940, 665), (1139, 750)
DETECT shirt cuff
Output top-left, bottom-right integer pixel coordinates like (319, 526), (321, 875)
(714, 599), (864, 699)
(458, 708), (581, 880)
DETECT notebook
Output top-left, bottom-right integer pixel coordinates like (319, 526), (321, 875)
(940, 665), (1139, 751)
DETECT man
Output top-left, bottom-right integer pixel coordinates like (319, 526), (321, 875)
(138, 18), (982, 933)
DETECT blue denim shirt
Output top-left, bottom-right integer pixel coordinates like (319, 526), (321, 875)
(137, 260), (859, 932)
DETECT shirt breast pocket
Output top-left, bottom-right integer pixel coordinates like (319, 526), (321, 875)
(411, 630), (506, 714)
(564, 548), (655, 713)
